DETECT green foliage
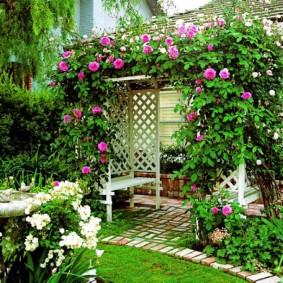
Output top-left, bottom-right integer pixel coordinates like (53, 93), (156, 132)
(205, 216), (283, 273)
(160, 144), (186, 174)
(0, 0), (76, 80)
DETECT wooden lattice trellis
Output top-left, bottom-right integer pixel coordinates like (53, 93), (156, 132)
(218, 163), (261, 205)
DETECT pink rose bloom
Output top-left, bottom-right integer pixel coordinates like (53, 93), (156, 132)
(196, 135), (204, 142)
(216, 18), (226, 27)
(216, 98), (221, 103)
(178, 26), (187, 35)
(190, 25), (198, 32)
(82, 166), (91, 174)
(84, 137), (89, 141)
(211, 207), (219, 214)
(100, 36), (111, 46)
(108, 55), (114, 62)
(143, 45), (153, 54)
(165, 37), (173, 45)
(187, 30), (196, 39)
(191, 185), (197, 191)
(78, 72), (85, 81)
(113, 58), (124, 69)
(219, 68), (230, 79)
(63, 115), (72, 124)
(195, 79), (202, 85)
(98, 142), (108, 152)
(203, 67), (216, 80)
(187, 112), (197, 121)
(59, 61), (69, 72)
(241, 92), (252, 100)
(222, 204), (233, 216)
(153, 36), (161, 41)
(196, 87), (202, 93)
(168, 46), (179, 59)
(92, 106), (102, 114)
(73, 109), (82, 119)
(49, 81), (56, 86)
(100, 153), (107, 163)
(62, 50), (72, 58)
(207, 44), (213, 51)
(53, 181), (60, 186)
(141, 34), (150, 43)
(88, 62), (100, 72)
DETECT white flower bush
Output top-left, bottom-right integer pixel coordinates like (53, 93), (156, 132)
(1, 180), (102, 274)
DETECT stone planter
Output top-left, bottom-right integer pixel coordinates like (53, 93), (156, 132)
(134, 172), (188, 198)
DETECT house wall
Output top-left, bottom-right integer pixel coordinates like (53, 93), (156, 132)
(76, 0), (155, 35)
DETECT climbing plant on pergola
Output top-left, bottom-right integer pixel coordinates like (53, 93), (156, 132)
(50, 0), (283, 217)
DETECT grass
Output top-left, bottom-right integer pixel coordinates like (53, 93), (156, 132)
(96, 243), (246, 283)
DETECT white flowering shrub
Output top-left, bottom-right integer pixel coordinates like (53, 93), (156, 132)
(1, 180), (102, 281)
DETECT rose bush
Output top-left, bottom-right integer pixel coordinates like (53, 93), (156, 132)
(49, 0), (282, 219)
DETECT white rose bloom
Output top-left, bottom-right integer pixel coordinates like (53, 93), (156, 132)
(256, 160), (262, 165)
(266, 70), (273, 76)
(252, 72), (259, 78)
(269, 90), (275, 96)
(83, 34), (88, 39)
(273, 132), (279, 140)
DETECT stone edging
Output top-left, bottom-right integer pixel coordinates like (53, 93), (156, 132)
(101, 236), (282, 283)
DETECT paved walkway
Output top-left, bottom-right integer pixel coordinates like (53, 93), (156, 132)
(102, 195), (280, 283)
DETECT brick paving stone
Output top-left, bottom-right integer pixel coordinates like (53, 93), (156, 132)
(228, 266), (243, 275)
(191, 253), (208, 263)
(153, 237), (167, 241)
(256, 276), (282, 283)
(135, 241), (150, 248)
(101, 235), (115, 242)
(210, 262), (233, 270)
(159, 246), (175, 253)
(109, 236), (124, 244)
(126, 239), (143, 246)
(183, 251), (202, 260)
(138, 232), (149, 237)
(175, 248), (195, 258)
(148, 229), (164, 234)
(167, 248), (183, 255)
(201, 256), (215, 266)
(116, 238), (132, 245)
(171, 237), (181, 242)
(237, 271), (253, 279)
(150, 244), (167, 251)
(246, 272), (274, 283)
(142, 242), (159, 250)
(145, 233), (155, 239)
(157, 220), (167, 224)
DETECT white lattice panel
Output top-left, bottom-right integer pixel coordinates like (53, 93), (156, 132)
(132, 91), (159, 172)
(109, 92), (131, 174)
(109, 90), (159, 174)
(218, 164), (261, 205)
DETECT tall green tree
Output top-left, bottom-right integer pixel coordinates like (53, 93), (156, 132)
(0, 0), (76, 83)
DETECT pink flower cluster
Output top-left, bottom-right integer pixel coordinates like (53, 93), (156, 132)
(88, 62), (100, 72)
(196, 135), (204, 142)
(168, 46), (179, 59)
(82, 166), (91, 174)
(98, 142), (108, 152)
(143, 45), (153, 54)
(59, 61), (69, 72)
(187, 25), (198, 39)
(187, 112), (197, 121)
(241, 92), (252, 100)
(211, 205), (233, 216)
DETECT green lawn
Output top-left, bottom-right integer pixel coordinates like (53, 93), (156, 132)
(96, 244), (246, 283)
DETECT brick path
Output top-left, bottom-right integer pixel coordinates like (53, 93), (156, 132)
(102, 195), (281, 283)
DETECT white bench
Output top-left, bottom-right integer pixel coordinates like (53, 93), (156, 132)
(100, 173), (161, 222)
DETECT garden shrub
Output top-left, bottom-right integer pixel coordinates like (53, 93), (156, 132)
(160, 144), (186, 174)
(0, 75), (64, 186)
